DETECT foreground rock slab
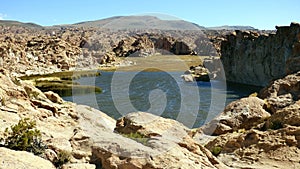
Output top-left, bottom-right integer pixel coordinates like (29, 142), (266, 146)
(0, 147), (56, 169)
(91, 112), (228, 169)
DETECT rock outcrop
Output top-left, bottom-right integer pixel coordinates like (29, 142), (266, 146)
(0, 25), (219, 76)
(0, 69), (110, 168)
(220, 22), (300, 86)
(0, 28), (98, 76)
(202, 97), (271, 135)
(182, 65), (210, 82)
(112, 32), (208, 57)
(91, 112), (227, 169)
(197, 71), (300, 169)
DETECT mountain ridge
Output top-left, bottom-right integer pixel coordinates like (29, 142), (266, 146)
(207, 25), (257, 30)
(71, 15), (206, 30)
(0, 20), (43, 29)
(0, 15), (258, 30)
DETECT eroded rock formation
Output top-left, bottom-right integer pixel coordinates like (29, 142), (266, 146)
(112, 32), (213, 57)
(220, 22), (300, 86)
(197, 71), (300, 168)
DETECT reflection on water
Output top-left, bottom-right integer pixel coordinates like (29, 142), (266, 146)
(63, 71), (261, 128)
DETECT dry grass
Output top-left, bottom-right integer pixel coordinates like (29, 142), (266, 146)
(112, 55), (209, 72)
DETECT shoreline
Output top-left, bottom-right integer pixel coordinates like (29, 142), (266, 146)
(19, 54), (206, 97)
(20, 70), (102, 97)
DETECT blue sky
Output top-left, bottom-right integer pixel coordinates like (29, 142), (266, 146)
(0, 0), (299, 30)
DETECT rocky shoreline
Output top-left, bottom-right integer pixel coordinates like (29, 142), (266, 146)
(1, 65), (300, 168)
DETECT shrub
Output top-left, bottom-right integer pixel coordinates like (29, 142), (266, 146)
(211, 146), (222, 156)
(0, 118), (46, 155)
(53, 150), (71, 167)
(270, 120), (283, 130)
(122, 132), (149, 145)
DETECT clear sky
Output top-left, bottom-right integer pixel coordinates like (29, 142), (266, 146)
(0, 0), (299, 30)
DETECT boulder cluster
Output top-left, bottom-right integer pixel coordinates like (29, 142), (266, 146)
(200, 71), (300, 168)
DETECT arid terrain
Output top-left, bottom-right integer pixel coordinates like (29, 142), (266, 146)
(0, 16), (300, 169)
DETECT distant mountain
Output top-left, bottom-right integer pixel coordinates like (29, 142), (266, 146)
(0, 20), (43, 29)
(71, 15), (206, 30)
(0, 16), (259, 31)
(207, 25), (256, 30)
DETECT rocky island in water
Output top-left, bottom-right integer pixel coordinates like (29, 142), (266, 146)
(0, 16), (300, 169)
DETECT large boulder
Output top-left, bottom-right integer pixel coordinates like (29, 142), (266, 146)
(267, 100), (300, 127)
(0, 71), (116, 165)
(113, 35), (155, 57)
(259, 71), (300, 100)
(258, 71), (300, 115)
(202, 97), (270, 135)
(171, 41), (192, 55)
(91, 112), (227, 169)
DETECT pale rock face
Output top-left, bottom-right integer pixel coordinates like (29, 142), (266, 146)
(181, 74), (194, 82)
(264, 93), (294, 114)
(44, 91), (64, 104)
(0, 147), (56, 169)
(90, 112), (227, 169)
(202, 97), (270, 135)
(0, 70), (117, 165)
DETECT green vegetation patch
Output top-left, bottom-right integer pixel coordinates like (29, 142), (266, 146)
(211, 146), (222, 156)
(20, 70), (102, 97)
(0, 118), (46, 155)
(20, 70), (101, 81)
(53, 150), (71, 167)
(122, 132), (149, 145)
(36, 81), (102, 97)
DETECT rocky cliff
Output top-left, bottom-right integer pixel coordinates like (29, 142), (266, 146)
(220, 22), (300, 86)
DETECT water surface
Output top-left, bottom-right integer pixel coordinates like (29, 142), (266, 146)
(63, 71), (261, 128)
